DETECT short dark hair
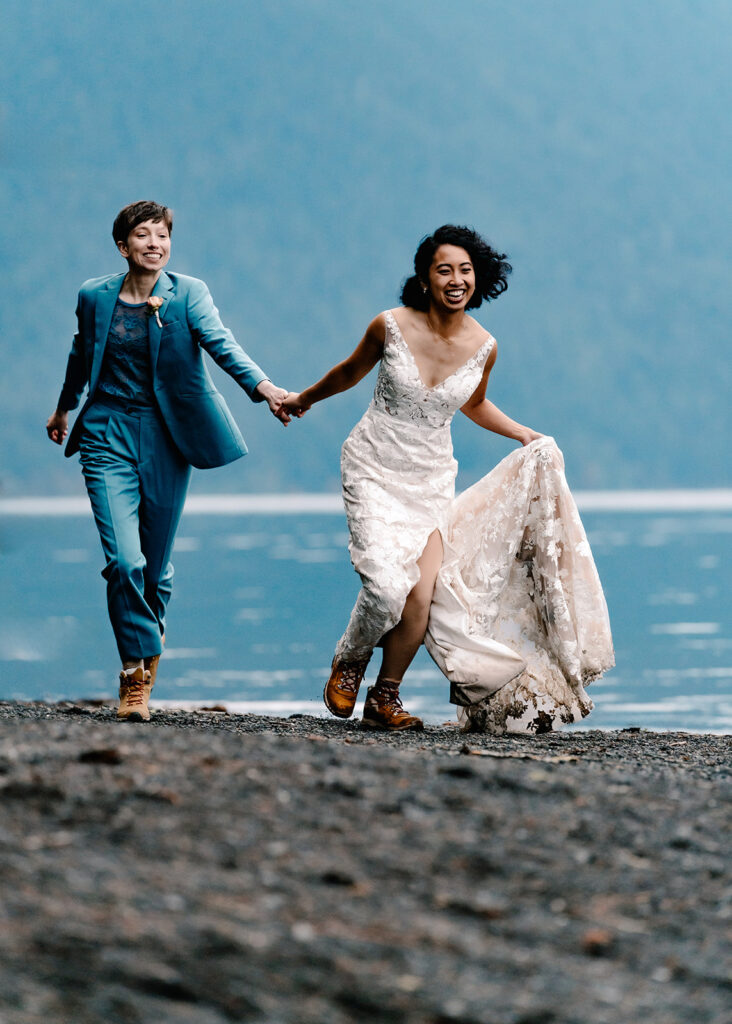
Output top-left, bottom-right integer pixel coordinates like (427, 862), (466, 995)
(112, 200), (173, 245)
(401, 225), (512, 311)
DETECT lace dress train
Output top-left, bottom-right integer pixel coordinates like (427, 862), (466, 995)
(426, 438), (614, 733)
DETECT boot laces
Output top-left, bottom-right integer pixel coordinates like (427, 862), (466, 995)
(122, 679), (146, 706)
(375, 681), (405, 713)
(337, 659), (368, 694)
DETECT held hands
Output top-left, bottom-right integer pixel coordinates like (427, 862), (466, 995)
(254, 380), (294, 426)
(255, 381), (312, 426)
(279, 393), (310, 419)
(46, 410), (69, 445)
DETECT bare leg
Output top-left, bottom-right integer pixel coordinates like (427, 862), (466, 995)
(379, 529), (444, 682)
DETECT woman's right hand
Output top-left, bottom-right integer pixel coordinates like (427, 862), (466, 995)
(46, 410), (69, 444)
(279, 392), (310, 418)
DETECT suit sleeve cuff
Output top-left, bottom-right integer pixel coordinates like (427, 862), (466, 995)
(57, 390), (78, 412)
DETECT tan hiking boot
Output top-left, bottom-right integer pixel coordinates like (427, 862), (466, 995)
(323, 655), (371, 718)
(362, 679), (423, 732)
(118, 666), (153, 722)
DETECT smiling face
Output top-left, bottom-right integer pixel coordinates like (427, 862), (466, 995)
(424, 244), (476, 312)
(117, 218), (171, 274)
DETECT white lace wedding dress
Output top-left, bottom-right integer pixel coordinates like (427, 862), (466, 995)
(335, 310), (614, 733)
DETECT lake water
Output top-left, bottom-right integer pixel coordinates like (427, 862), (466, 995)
(1, 496), (730, 732)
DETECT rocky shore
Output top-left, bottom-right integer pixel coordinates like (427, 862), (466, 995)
(0, 700), (729, 1024)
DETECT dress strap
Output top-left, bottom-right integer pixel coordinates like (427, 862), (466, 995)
(383, 309), (397, 342)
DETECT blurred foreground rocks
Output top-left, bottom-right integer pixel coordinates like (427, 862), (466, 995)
(0, 701), (729, 1024)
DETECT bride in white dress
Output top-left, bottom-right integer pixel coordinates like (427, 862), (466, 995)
(281, 226), (613, 733)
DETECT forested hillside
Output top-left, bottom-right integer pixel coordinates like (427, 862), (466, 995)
(1, 0), (729, 494)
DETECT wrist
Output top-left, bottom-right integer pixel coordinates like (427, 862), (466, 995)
(254, 379), (277, 403)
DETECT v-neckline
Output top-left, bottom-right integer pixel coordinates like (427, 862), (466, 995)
(387, 310), (491, 392)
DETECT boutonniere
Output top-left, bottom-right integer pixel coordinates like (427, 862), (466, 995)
(147, 296), (164, 328)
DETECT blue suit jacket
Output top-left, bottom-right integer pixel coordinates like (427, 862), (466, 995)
(59, 271), (268, 469)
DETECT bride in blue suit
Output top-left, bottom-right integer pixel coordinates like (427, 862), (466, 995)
(46, 200), (291, 721)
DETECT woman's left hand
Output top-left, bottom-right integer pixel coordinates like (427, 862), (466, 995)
(255, 381), (292, 425)
(519, 428), (544, 446)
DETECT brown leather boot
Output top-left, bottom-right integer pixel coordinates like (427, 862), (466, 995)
(323, 655), (371, 718)
(117, 666), (153, 722)
(362, 678), (424, 732)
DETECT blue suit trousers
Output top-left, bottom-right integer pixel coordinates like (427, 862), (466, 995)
(79, 398), (191, 661)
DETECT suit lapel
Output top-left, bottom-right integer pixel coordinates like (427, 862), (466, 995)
(90, 274), (125, 392)
(148, 272), (174, 370)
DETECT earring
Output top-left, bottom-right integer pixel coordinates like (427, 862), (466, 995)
(421, 285), (428, 294)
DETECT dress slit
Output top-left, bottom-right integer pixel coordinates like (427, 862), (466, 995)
(334, 519), (442, 660)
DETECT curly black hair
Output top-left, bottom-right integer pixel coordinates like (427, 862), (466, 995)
(400, 225), (512, 311)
